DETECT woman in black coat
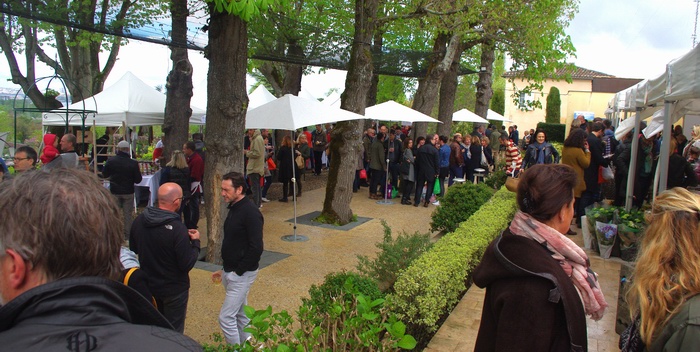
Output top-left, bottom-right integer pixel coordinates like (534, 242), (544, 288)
(276, 135), (298, 202)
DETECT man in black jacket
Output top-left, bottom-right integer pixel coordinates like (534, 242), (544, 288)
(212, 171), (264, 345)
(581, 122), (610, 211)
(0, 168), (201, 351)
(103, 140), (142, 241)
(414, 134), (441, 207)
(130, 182), (201, 333)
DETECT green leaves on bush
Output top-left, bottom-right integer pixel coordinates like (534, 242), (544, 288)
(356, 221), (433, 293)
(430, 183), (495, 233)
(389, 188), (518, 335)
(484, 169), (508, 190)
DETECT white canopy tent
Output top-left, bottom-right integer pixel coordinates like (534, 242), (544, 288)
(365, 100), (441, 124)
(611, 43), (700, 209)
(452, 109), (489, 124)
(322, 92), (342, 108)
(486, 109), (512, 122)
(42, 71), (206, 127)
(245, 93), (367, 241)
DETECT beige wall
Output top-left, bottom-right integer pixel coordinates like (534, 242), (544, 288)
(503, 78), (615, 134)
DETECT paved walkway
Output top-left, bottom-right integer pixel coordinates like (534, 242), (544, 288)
(184, 184), (624, 350)
(425, 226), (624, 351)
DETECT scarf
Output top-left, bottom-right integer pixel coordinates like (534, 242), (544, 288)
(536, 143), (546, 164)
(509, 211), (608, 321)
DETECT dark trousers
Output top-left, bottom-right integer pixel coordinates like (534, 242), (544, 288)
(313, 150), (323, 175)
(388, 162), (400, 188)
(449, 165), (463, 186)
(401, 179), (414, 202)
(155, 290), (189, 333)
(414, 174), (436, 205)
(262, 175), (273, 198)
(370, 169), (386, 196)
(353, 170), (361, 192)
(184, 192), (200, 229)
(281, 181), (291, 200)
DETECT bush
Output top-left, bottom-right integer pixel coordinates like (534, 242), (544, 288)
(356, 221), (433, 293)
(389, 188), (518, 343)
(545, 86), (561, 123)
(484, 169), (507, 190)
(430, 183), (495, 233)
(203, 274), (417, 351)
(536, 122), (566, 143)
(304, 271), (384, 321)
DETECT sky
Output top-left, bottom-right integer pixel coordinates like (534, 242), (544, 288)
(0, 0), (697, 99)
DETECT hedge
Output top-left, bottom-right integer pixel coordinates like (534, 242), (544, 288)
(388, 187), (518, 332)
(536, 122), (566, 143)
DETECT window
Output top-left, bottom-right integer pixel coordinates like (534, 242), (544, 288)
(518, 92), (534, 111)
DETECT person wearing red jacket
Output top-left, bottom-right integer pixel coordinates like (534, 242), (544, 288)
(40, 133), (60, 165)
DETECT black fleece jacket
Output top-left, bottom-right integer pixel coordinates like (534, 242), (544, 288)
(222, 197), (264, 275)
(130, 207), (200, 296)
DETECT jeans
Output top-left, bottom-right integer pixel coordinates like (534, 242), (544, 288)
(114, 193), (134, 241)
(220, 270), (258, 345)
(184, 192), (200, 229)
(261, 175), (273, 198)
(449, 165), (463, 186)
(155, 290), (189, 333)
(313, 150), (323, 175)
(248, 173), (262, 207)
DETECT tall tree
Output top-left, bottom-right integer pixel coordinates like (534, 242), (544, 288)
(163, 0), (194, 163)
(0, 0), (166, 106)
(545, 86), (561, 123)
(320, 0), (378, 225)
(203, 0), (280, 264)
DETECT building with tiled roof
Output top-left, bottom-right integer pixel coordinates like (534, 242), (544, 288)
(501, 65), (641, 134)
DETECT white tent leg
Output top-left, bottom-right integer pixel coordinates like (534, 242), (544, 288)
(377, 158), (393, 205)
(655, 100), (674, 196)
(625, 109), (642, 211)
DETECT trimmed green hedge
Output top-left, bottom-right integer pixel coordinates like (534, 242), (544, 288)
(536, 122), (566, 143)
(388, 187), (518, 332)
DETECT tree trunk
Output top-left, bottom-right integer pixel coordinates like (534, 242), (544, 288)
(475, 39), (495, 118)
(163, 0), (193, 165)
(320, 0), (378, 225)
(436, 43), (464, 138)
(275, 42), (304, 148)
(410, 32), (461, 140)
(204, 6), (249, 264)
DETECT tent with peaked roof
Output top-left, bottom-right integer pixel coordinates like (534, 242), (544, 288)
(42, 71), (206, 127)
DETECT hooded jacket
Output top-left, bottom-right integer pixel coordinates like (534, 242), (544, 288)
(245, 130), (265, 176)
(473, 229), (587, 352)
(40, 133), (60, 165)
(129, 207), (200, 296)
(0, 277), (202, 351)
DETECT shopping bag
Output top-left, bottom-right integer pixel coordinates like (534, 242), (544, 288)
(359, 169), (367, 180)
(433, 180), (441, 195)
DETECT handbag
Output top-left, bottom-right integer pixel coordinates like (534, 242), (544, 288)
(481, 148), (489, 167)
(505, 169), (523, 193)
(359, 168), (367, 180)
(619, 316), (645, 352)
(295, 155), (305, 169)
(267, 157), (276, 171)
(600, 165), (614, 182)
(433, 180), (441, 195)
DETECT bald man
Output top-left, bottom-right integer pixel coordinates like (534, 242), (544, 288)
(129, 182), (200, 333)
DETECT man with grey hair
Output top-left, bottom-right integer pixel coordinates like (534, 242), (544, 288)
(0, 168), (201, 350)
(103, 140), (142, 240)
(130, 182), (200, 333)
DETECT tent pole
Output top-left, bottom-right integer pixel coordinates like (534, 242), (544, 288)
(92, 120), (97, 174)
(625, 109), (642, 211)
(282, 129), (308, 242)
(656, 100), (674, 196)
(377, 157), (393, 205)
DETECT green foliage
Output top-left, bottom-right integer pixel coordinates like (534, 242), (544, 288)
(536, 122), (566, 143)
(484, 169), (507, 190)
(545, 86), (561, 123)
(389, 188), (518, 336)
(0, 106), (43, 149)
(207, 0), (279, 21)
(430, 183), (495, 233)
(304, 271), (384, 320)
(356, 221), (433, 293)
(203, 275), (417, 351)
(490, 88), (505, 116)
(377, 76), (408, 105)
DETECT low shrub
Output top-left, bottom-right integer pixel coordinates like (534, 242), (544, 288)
(389, 188), (518, 344)
(484, 169), (507, 190)
(303, 271), (384, 323)
(356, 220), (433, 293)
(536, 122), (566, 143)
(430, 183), (495, 233)
(203, 274), (417, 351)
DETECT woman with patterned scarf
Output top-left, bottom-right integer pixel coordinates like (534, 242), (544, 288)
(473, 164), (607, 351)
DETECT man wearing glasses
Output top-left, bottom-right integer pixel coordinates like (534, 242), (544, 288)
(129, 182), (201, 333)
(13, 146), (37, 173)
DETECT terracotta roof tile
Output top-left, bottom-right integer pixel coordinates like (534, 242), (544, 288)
(503, 65), (615, 80)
